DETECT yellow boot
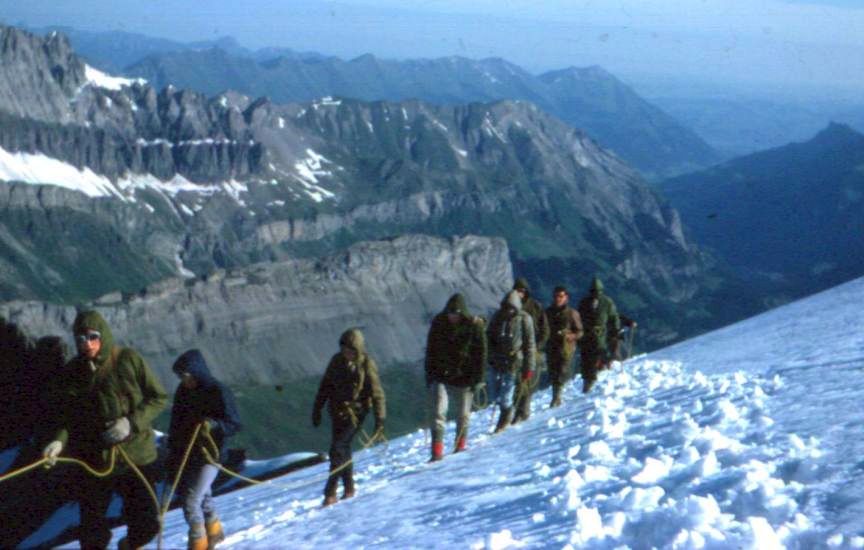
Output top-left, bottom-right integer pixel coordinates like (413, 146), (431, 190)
(188, 524), (209, 550)
(206, 518), (225, 549)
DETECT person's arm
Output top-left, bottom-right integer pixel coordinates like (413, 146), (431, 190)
(365, 357), (386, 423)
(536, 307), (551, 350)
(312, 358), (335, 425)
(568, 309), (584, 342)
(470, 318), (488, 386)
(522, 314), (536, 376)
(210, 383), (242, 438)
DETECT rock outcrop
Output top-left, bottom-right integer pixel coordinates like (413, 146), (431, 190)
(0, 234), (512, 385)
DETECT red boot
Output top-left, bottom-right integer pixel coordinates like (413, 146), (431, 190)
(455, 436), (467, 453)
(431, 441), (444, 462)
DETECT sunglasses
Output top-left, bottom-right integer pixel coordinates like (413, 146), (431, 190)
(76, 332), (101, 344)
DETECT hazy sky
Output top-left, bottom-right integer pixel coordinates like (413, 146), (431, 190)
(2, 0), (862, 99)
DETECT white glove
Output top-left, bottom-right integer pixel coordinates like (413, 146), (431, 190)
(42, 440), (63, 466)
(103, 416), (131, 444)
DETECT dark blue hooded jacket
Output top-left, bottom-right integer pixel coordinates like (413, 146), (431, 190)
(167, 350), (242, 471)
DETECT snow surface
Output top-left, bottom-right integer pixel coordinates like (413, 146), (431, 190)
(82, 276), (864, 549)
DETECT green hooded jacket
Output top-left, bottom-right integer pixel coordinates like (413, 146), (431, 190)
(577, 278), (621, 354)
(313, 329), (387, 423)
(50, 311), (168, 467)
(425, 293), (488, 387)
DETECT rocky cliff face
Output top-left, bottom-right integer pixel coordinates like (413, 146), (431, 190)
(0, 234), (512, 385)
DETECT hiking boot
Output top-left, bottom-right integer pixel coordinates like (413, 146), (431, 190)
(430, 441), (444, 462)
(205, 518), (225, 549)
(342, 488), (356, 500)
(494, 408), (513, 433)
(117, 538), (141, 550)
(187, 524), (208, 550)
(582, 379), (595, 394)
(323, 494), (339, 507)
(455, 436), (467, 452)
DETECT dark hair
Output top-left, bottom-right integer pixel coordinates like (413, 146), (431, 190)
(553, 286), (568, 295)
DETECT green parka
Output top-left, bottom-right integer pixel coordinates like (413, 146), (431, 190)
(487, 291), (536, 375)
(425, 293), (488, 388)
(50, 311), (167, 467)
(513, 278), (550, 351)
(577, 278), (620, 354)
(313, 329), (386, 424)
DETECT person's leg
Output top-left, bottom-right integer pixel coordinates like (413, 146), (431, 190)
(494, 371), (516, 432)
(549, 357), (563, 407)
(453, 385), (473, 451)
(118, 460), (162, 549)
(180, 462), (220, 547)
(76, 472), (114, 550)
(324, 414), (357, 503)
(580, 352), (600, 393)
(429, 382), (448, 460)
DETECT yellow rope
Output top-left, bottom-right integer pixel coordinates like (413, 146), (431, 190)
(0, 447), (118, 484)
(116, 446), (161, 519)
(156, 422), (204, 549)
(198, 422), (384, 492)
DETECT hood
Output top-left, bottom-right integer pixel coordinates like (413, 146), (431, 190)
(172, 349), (217, 387)
(339, 328), (366, 356)
(513, 277), (532, 297)
(590, 276), (605, 295)
(72, 310), (115, 364)
(504, 290), (523, 311)
(443, 293), (470, 317)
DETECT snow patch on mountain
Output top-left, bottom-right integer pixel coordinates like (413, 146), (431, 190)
(0, 146), (121, 198)
(83, 65), (145, 91)
(292, 149), (336, 202)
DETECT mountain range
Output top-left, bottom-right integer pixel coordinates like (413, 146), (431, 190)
(28, 26), (722, 180)
(660, 122), (864, 304)
(0, 25), (725, 354)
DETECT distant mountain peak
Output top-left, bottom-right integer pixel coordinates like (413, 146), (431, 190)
(811, 121), (862, 143)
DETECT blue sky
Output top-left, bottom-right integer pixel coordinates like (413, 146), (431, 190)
(1, 0), (862, 99)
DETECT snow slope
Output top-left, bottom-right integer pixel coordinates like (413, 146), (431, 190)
(87, 277), (864, 548)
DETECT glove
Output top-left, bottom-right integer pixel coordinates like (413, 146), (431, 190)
(522, 370), (534, 382)
(312, 408), (322, 427)
(42, 440), (63, 467)
(102, 416), (131, 444)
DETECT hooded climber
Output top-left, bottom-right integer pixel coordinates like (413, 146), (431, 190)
(41, 310), (167, 550)
(577, 277), (620, 393)
(487, 290), (535, 433)
(545, 286), (584, 407)
(312, 328), (386, 506)
(167, 349), (242, 550)
(511, 278), (549, 424)
(424, 293), (488, 461)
